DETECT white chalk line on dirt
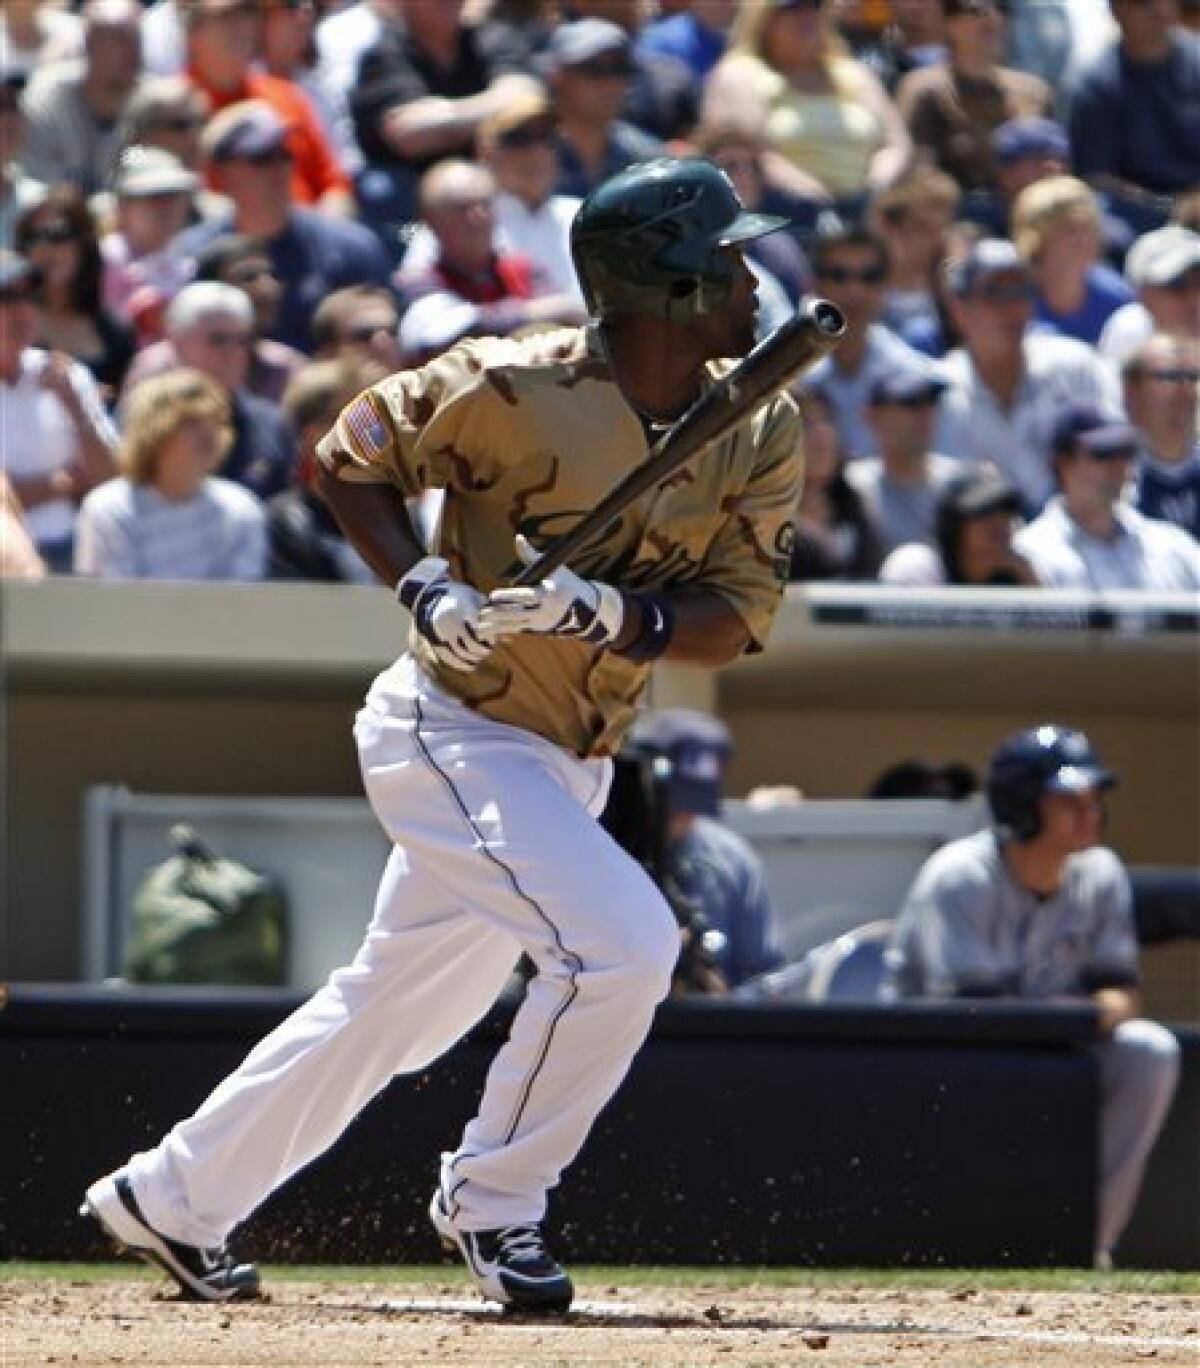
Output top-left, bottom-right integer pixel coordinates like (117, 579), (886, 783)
(378, 1296), (1199, 1351)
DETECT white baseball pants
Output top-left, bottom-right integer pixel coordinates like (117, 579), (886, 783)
(125, 657), (679, 1246)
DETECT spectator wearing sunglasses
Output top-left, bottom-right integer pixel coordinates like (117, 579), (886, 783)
(310, 284), (402, 370)
(144, 280), (294, 500)
(0, 71), (45, 252)
(896, 0), (1051, 195)
(803, 223), (945, 459)
(847, 365), (966, 554)
(545, 19), (663, 201)
(1124, 335), (1200, 540)
(1014, 402), (1200, 590)
(14, 186), (136, 400)
(703, 0), (910, 207)
(176, 101), (389, 353)
(181, 0), (353, 215)
(1067, 0), (1200, 201)
(1098, 226), (1200, 371)
(0, 250), (118, 572)
(19, 0), (144, 196)
(935, 238), (1117, 509)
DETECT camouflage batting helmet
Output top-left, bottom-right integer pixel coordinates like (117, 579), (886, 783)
(570, 157), (787, 323)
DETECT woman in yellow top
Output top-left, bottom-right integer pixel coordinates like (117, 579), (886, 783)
(703, 0), (911, 203)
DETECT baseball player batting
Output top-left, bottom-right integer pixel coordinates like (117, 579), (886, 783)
(81, 157), (808, 1315)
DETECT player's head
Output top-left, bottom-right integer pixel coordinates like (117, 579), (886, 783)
(570, 157), (786, 327)
(986, 725), (1116, 846)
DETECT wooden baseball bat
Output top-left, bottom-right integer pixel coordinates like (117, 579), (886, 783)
(512, 297), (846, 587)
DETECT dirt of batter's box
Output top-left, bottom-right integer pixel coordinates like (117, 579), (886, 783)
(2, 1279), (1197, 1367)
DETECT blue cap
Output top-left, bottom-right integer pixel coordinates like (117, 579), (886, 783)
(631, 709), (731, 818)
(944, 238), (1029, 297)
(868, 364), (947, 407)
(1051, 403), (1139, 458)
(546, 18), (632, 70)
(991, 117), (1070, 166)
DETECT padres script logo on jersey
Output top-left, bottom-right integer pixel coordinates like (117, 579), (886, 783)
(317, 326), (802, 757)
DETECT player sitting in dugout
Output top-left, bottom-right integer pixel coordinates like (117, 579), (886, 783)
(884, 725), (1180, 1270)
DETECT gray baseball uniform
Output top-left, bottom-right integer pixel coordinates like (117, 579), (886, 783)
(886, 829), (1179, 1259)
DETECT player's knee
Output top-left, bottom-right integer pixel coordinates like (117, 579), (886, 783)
(582, 898), (679, 1003)
(1112, 1018), (1181, 1077)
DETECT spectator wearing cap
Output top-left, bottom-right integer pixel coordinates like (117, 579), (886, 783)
(14, 185), (137, 400)
(1011, 175), (1134, 346)
(880, 465), (1036, 584)
(0, 0), (84, 81)
(101, 146), (197, 334)
(122, 235), (306, 405)
(175, 100), (389, 354)
(895, 0), (1051, 195)
(936, 238), (1117, 509)
(1098, 226), (1200, 370)
(18, 0), (144, 196)
(395, 158), (583, 336)
(1014, 403), (1200, 590)
(870, 163), (961, 357)
(267, 356), (382, 584)
(477, 93), (585, 307)
(1067, 0), (1200, 202)
(74, 367), (266, 581)
(142, 281), (294, 501)
(1124, 335), (1200, 541)
(546, 19), (663, 201)
(0, 72), (45, 252)
(0, 250), (118, 571)
(628, 708), (785, 994)
(703, 0), (910, 205)
(804, 224), (944, 459)
(180, 0), (353, 216)
(788, 385), (885, 581)
(311, 284), (402, 371)
(350, 0), (541, 242)
(855, 0), (947, 94)
(637, 0), (737, 84)
(847, 367), (966, 554)
(560, 1), (696, 142)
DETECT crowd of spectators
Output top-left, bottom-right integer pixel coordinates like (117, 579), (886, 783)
(0, 0), (1197, 591)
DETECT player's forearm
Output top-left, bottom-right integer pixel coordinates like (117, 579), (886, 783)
(614, 590), (750, 668)
(313, 465), (428, 589)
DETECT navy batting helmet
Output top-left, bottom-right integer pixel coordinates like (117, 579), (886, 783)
(570, 157), (787, 322)
(986, 725), (1116, 842)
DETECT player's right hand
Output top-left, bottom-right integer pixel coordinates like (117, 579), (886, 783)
(396, 556), (495, 672)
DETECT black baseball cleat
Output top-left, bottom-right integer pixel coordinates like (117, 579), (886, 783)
(429, 1190), (574, 1314)
(80, 1172), (260, 1303)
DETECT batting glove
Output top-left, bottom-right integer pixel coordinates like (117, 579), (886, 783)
(397, 555), (495, 672)
(480, 535), (625, 647)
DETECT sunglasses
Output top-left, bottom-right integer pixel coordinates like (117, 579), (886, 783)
(233, 147), (293, 167)
(152, 113), (205, 133)
(880, 391), (942, 409)
(1164, 270), (1200, 293)
(227, 263), (276, 285)
(345, 319), (398, 343)
(22, 222), (76, 247)
(1074, 443), (1137, 462)
(204, 330), (252, 349)
(816, 264), (887, 286)
(572, 58), (634, 79)
(1142, 367), (1200, 384)
(498, 124), (557, 149)
(973, 280), (1035, 303)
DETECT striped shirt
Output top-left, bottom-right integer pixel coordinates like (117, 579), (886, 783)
(74, 476), (267, 582)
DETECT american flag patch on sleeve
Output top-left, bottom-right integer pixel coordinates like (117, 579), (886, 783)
(343, 394), (390, 457)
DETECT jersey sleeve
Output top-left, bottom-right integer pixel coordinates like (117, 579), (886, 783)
(315, 341), (519, 498)
(891, 848), (1009, 998)
(690, 393), (802, 651)
(1081, 851), (1141, 991)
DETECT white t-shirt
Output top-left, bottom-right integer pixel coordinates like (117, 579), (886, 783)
(1097, 301), (1153, 373)
(494, 192), (585, 304)
(935, 334), (1117, 510)
(1, 348), (116, 547)
(1014, 496), (1200, 591)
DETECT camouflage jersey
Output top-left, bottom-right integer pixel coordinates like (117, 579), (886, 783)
(316, 324), (802, 758)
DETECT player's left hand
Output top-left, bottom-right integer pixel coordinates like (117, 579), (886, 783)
(480, 535), (625, 647)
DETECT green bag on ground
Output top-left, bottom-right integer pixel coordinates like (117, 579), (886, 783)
(124, 825), (289, 986)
